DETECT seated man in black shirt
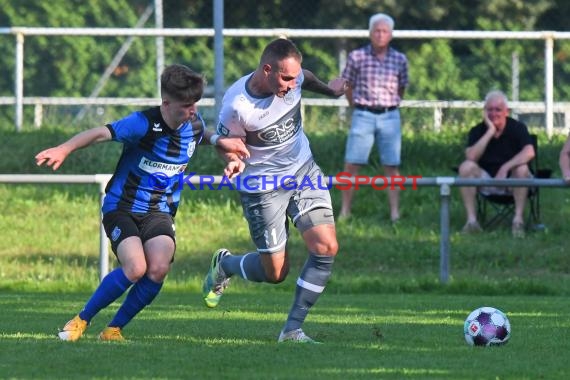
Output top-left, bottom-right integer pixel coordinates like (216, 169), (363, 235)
(458, 90), (535, 237)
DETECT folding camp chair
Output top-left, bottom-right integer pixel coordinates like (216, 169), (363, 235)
(477, 134), (551, 230)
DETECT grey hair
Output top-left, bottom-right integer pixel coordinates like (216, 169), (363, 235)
(484, 90), (509, 108)
(369, 13), (394, 31)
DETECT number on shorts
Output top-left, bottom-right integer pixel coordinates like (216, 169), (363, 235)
(264, 228), (277, 246)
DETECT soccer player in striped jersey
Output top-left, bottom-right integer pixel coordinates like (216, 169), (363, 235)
(35, 64), (248, 341)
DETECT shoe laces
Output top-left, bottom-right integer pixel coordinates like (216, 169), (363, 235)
(213, 277), (230, 295)
(103, 327), (123, 339)
(109, 327), (121, 336)
(281, 328), (312, 342)
(292, 330), (309, 340)
(64, 317), (86, 331)
(212, 250), (230, 295)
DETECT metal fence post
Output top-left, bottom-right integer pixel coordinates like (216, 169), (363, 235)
(15, 32), (24, 132)
(438, 178), (453, 284)
(97, 176), (110, 282)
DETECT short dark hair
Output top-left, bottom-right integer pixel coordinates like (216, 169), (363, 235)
(160, 64), (205, 103)
(259, 38), (303, 67)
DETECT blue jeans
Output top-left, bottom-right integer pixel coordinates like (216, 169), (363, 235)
(344, 108), (401, 166)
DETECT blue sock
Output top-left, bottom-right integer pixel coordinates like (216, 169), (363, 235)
(108, 274), (163, 328)
(283, 254), (334, 333)
(78, 268), (133, 323)
(222, 252), (267, 282)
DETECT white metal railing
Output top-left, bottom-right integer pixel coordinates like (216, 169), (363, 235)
(3, 27), (570, 135)
(0, 174), (112, 282)
(0, 174), (567, 284)
(1, 95), (569, 133)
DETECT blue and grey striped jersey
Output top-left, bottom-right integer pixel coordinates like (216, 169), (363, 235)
(102, 106), (204, 216)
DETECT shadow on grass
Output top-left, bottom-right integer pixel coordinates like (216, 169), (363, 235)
(1, 291), (569, 379)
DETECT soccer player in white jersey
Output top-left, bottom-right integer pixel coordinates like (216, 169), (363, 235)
(202, 38), (348, 343)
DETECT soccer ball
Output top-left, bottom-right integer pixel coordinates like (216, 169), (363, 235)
(464, 306), (511, 346)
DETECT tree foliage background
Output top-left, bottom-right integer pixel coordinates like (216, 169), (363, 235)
(1, 0), (569, 127)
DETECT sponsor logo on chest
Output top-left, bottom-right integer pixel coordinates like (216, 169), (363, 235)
(139, 157), (186, 176)
(257, 117), (299, 144)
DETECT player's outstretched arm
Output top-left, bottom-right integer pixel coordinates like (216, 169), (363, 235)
(218, 152), (245, 179)
(203, 129), (249, 160)
(301, 69), (348, 98)
(217, 136), (249, 160)
(35, 126), (112, 170)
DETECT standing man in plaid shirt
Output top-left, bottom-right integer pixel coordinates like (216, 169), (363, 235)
(339, 13), (409, 223)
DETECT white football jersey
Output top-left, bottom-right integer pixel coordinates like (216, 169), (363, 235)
(216, 71), (312, 192)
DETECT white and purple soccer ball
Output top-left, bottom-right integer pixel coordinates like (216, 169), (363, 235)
(464, 306), (511, 346)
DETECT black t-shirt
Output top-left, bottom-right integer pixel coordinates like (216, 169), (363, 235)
(467, 117), (533, 177)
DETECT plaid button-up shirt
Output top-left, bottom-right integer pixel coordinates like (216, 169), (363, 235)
(342, 44), (408, 108)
